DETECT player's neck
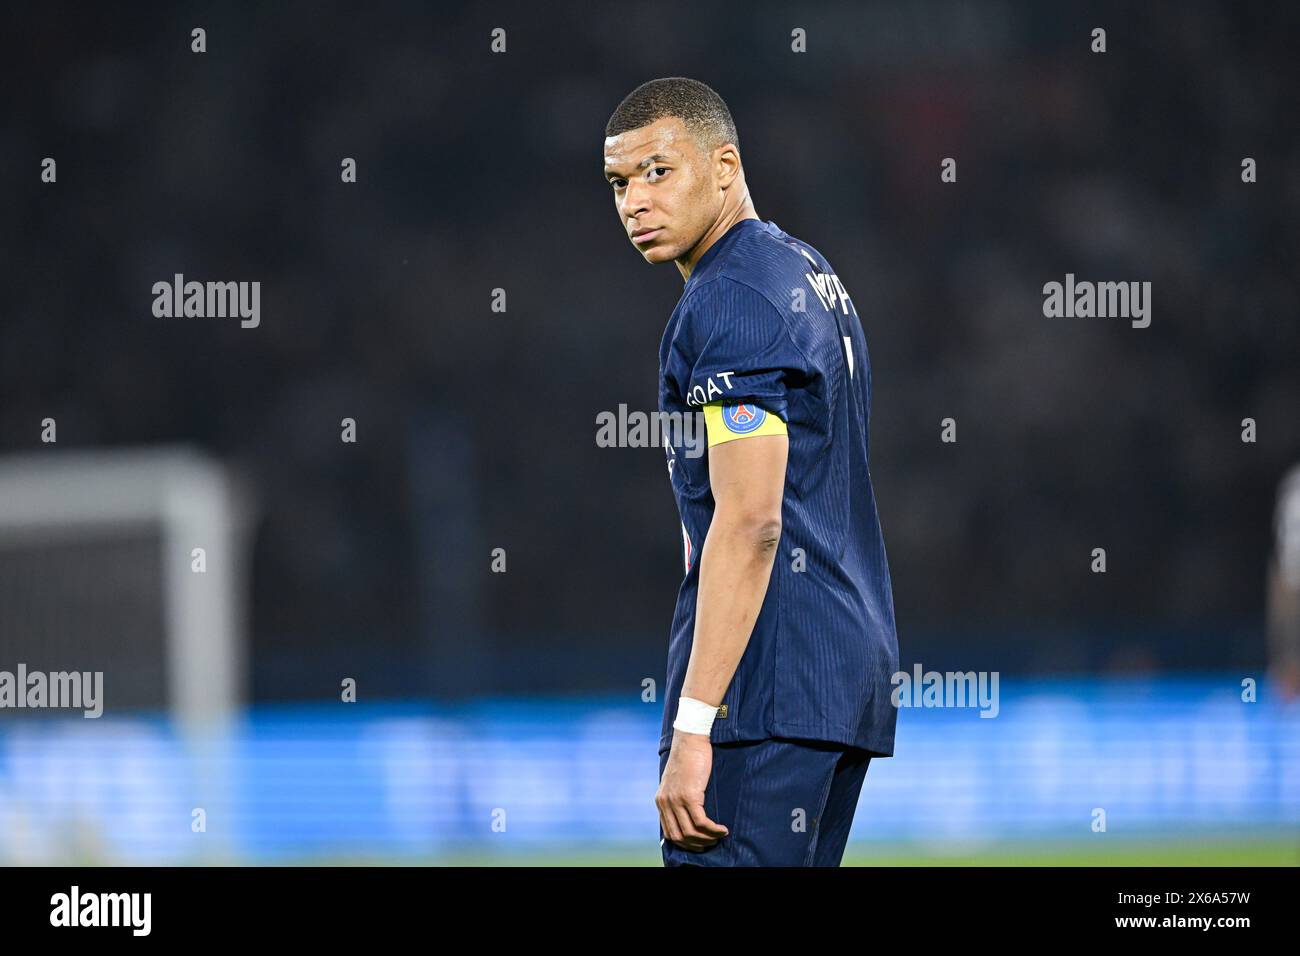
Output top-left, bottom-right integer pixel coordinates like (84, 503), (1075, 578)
(677, 200), (760, 283)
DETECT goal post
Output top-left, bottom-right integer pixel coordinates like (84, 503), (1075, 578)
(0, 446), (252, 726)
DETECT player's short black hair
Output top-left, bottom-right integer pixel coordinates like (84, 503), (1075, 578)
(605, 77), (739, 154)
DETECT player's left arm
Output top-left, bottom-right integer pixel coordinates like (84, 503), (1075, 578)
(657, 413), (787, 851)
(681, 421), (788, 707)
(656, 278), (797, 851)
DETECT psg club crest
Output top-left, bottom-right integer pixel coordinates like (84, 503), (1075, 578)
(722, 403), (766, 434)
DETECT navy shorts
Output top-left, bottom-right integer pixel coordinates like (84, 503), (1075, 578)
(658, 736), (873, 867)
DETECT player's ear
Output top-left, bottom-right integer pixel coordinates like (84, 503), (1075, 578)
(714, 144), (741, 188)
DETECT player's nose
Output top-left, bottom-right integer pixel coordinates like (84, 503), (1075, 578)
(622, 180), (652, 220)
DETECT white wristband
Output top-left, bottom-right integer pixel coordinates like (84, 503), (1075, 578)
(673, 696), (720, 736)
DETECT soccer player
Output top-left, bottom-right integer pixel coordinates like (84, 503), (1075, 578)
(602, 78), (900, 866)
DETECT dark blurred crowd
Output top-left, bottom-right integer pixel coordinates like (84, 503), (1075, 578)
(2, 1), (1297, 699)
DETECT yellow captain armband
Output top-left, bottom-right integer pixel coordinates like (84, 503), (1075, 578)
(701, 401), (788, 447)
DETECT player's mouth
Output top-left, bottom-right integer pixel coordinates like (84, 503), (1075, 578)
(631, 227), (663, 244)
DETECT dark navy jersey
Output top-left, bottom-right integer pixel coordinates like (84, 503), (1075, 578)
(657, 217), (899, 757)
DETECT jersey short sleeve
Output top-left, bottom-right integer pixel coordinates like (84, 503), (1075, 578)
(667, 277), (807, 445)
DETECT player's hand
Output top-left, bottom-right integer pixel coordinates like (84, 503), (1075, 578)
(656, 730), (729, 851)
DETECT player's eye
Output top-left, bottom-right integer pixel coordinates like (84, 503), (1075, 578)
(647, 166), (669, 181)
(610, 178), (626, 190)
